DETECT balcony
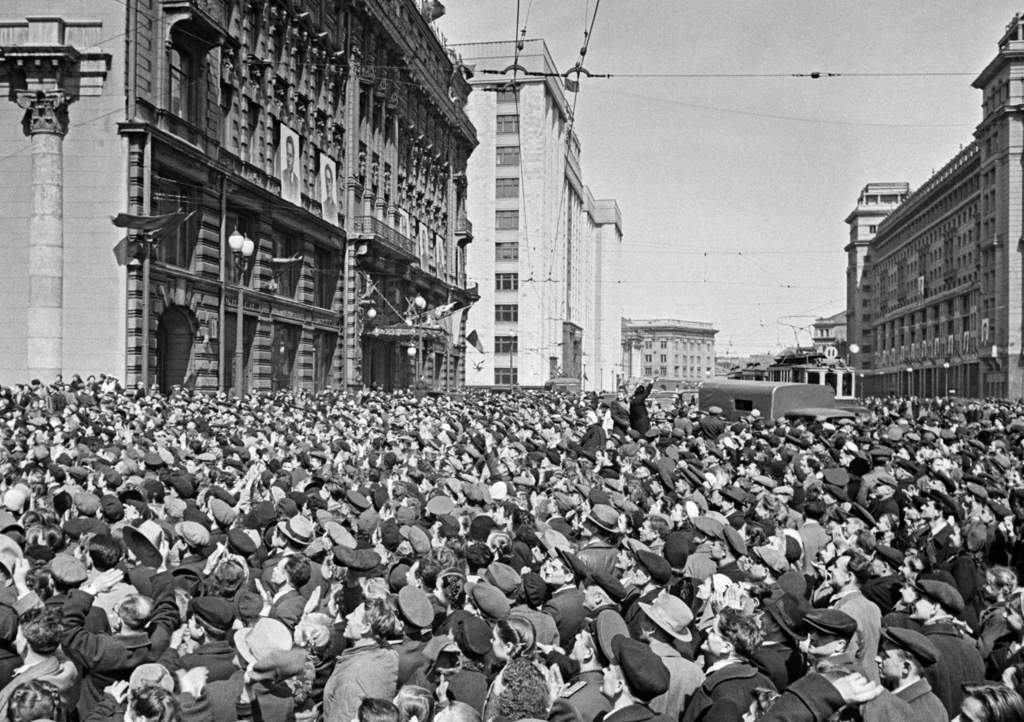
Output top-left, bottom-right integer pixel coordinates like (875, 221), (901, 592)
(455, 214), (473, 243)
(353, 216), (416, 260)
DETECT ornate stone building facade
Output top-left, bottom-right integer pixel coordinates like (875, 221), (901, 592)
(0, 0), (476, 392)
(854, 14), (1024, 398)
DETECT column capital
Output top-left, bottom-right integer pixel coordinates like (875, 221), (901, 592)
(15, 90), (69, 136)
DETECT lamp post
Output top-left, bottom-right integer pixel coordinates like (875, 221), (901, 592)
(227, 228), (255, 395)
(906, 366), (913, 398)
(943, 361), (950, 399)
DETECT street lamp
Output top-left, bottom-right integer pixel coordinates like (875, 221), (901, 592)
(906, 366), (913, 398)
(943, 361), (950, 399)
(228, 227), (255, 395)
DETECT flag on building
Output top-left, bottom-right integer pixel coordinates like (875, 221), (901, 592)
(466, 330), (484, 354)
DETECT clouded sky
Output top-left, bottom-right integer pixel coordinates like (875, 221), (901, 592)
(438, 2), (1020, 356)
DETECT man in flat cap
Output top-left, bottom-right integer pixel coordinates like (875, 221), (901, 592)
(817, 551), (881, 682)
(162, 596), (238, 681)
(876, 626), (946, 722)
(906, 579), (984, 717)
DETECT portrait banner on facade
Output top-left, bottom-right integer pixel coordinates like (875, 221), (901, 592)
(320, 152), (339, 226)
(279, 124), (302, 206)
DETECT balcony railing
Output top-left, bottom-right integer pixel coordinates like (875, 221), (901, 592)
(455, 214), (473, 240)
(353, 216), (416, 258)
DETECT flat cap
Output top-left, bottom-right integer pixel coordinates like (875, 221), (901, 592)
(397, 585), (434, 629)
(915, 579), (965, 615)
(693, 516), (725, 540)
(467, 581), (511, 621)
(189, 596), (236, 632)
(880, 626), (939, 666)
(803, 608), (857, 639)
(50, 553), (88, 586)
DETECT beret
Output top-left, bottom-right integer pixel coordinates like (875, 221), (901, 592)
(611, 635), (671, 701)
(452, 613), (492, 659)
(633, 549), (672, 585)
(880, 626), (939, 666)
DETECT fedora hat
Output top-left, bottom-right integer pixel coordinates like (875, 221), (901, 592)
(638, 593), (693, 642)
(122, 520), (165, 568)
(234, 617), (292, 666)
(276, 515), (314, 547)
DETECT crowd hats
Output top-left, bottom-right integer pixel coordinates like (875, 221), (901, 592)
(189, 596), (236, 633)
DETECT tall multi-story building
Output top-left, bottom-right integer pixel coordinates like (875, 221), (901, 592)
(621, 318), (718, 389)
(456, 40), (623, 390)
(854, 13), (1024, 398)
(0, 0), (477, 392)
(844, 183), (909, 371)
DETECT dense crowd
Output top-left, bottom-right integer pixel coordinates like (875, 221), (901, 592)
(1, 375), (1024, 722)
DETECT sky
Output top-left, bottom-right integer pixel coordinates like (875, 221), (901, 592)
(437, 1), (1022, 356)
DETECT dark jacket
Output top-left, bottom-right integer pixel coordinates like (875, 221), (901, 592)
(629, 384), (653, 434)
(894, 677), (948, 722)
(61, 573), (179, 719)
(596, 703), (673, 722)
(542, 586), (588, 648)
(162, 638), (240, 682)
(680, 661), (776, 722)
(549, 670), (611, 722)
(761, 673), (845, 722)
(921, 621), (985, 719)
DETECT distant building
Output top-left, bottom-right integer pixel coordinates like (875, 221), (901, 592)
(812, 311), (848, 351)
(456, 40), (623, 390)
(621, 318), (718, 390)
(856, 14), (1024, 398)
(844, 183), (909, 374)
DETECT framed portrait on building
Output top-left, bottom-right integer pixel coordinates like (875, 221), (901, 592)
(320, 152), (339, 226)
(279, 124), (302, 206)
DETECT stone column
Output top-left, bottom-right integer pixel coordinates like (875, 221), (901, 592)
(16, 90), (68, 382)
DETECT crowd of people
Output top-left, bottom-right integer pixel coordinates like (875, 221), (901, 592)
(0, 374), (1023, 722)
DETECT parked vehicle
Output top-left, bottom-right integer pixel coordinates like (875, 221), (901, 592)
(698, 379), (837, 421)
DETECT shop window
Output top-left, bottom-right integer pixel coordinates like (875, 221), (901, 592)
(152, 174), (199, 269)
